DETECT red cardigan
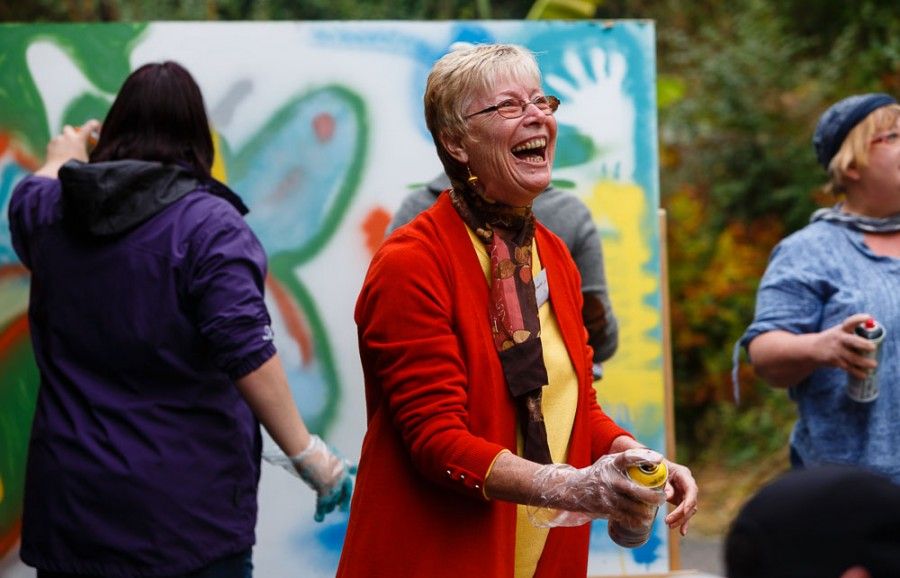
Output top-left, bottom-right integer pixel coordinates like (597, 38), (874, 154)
(337, 193), (631, 577)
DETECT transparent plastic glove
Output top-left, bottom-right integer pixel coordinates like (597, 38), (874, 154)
(527, 448), (667, 528)
(263, 435), (357, 522)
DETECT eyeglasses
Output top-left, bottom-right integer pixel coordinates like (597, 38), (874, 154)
(871, 131), (900, 146)
(466, 95), (560, 120)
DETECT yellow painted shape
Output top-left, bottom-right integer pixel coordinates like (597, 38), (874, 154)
(584, 180), (664, 408)
(210, 129), (228, 183)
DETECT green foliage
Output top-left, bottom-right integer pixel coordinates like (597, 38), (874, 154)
(685, 382), (796, 467)
(776, 0), (900, 93)
(526, 0), (601, 19)
(661, 0), (823, 231)
(656, 74), (685, 110)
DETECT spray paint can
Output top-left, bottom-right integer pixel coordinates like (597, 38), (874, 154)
(846, 318), (886, 403)
(608, 460), (668, 548)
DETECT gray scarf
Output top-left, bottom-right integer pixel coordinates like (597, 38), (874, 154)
(810, 203), (900, 233)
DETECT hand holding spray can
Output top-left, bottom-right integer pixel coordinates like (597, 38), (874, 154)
(846, 318), (885, 403)
(608, 460), (668, 548)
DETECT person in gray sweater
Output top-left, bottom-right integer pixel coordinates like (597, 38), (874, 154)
(389, 173), (618, 378)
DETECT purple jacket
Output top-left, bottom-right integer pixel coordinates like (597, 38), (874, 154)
(9, 160), (275, 576)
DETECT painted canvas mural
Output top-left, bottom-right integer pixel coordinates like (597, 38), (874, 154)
(0, 20), (666, 577)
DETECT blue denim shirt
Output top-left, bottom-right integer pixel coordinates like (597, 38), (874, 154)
(10, 172), (274, 575)
(740, 219), (900, 483)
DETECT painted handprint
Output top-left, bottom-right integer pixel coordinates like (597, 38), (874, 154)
(311, 22), (494, 143)
(545, 47), (636, 182)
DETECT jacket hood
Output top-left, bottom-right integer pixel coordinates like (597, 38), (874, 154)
(59, 159), (248, 237)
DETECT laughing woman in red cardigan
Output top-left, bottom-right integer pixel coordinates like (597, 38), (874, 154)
(337, 44), (698, 578)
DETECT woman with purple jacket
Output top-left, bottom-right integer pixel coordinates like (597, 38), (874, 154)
(8, 61), (351, 578)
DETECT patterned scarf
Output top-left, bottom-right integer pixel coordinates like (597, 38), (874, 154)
(810, 203), (900, 232)
(449, 183), (552, 465)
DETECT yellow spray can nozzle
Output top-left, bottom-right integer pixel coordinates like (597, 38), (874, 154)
(627, 461), (668, 488)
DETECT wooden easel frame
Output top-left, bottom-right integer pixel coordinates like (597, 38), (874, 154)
(660, 208), (681, 571)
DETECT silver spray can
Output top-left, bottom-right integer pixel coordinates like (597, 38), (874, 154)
(846, 318), (885, 403)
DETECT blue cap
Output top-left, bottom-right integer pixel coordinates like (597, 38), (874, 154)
(812, 93), (897, 169)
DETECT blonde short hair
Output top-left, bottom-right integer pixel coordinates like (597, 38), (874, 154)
(828, 103), (900, 194)
(423, 43), (542, 187)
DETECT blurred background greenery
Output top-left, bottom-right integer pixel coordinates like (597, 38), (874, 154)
(3, 0), (899, 535)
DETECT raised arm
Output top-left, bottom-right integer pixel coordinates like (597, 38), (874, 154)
(35, 120), (100, 178)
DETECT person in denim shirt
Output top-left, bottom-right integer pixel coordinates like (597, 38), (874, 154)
(738, 93), (900, 482)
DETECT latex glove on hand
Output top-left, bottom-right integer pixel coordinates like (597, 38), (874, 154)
(527, 448), (667, 529)
(264, 435), (356, 522)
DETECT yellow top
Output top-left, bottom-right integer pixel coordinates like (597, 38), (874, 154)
(466, 228), (579, 578)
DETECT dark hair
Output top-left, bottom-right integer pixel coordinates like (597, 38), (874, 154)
(90, 61), (214, 179)
(725, 466), (900, 578)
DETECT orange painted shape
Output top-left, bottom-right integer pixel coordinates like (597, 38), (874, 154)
(265, 275), (313, 365)
(0, 519), (22, 559)
(362, 207), (391, 257)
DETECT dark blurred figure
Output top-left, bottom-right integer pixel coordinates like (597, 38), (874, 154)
(725, 466), (900, 578)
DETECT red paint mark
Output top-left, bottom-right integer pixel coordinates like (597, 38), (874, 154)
(0, 266), (30, 358)
(0, 518), (22, 559)
(266, 274), (313, 365)
(313, 113), (335, 143)
(0, 264), (28, 281)
(0, 314), (29, 356)
(362, 207), (391, 257)
(15, 149), (40, 172)
(0, 132), (39, 171)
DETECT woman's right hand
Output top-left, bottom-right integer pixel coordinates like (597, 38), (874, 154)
(35, 119), (101, 178)
(814, 313), (879, 380)
(527, 448), (666, 528)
